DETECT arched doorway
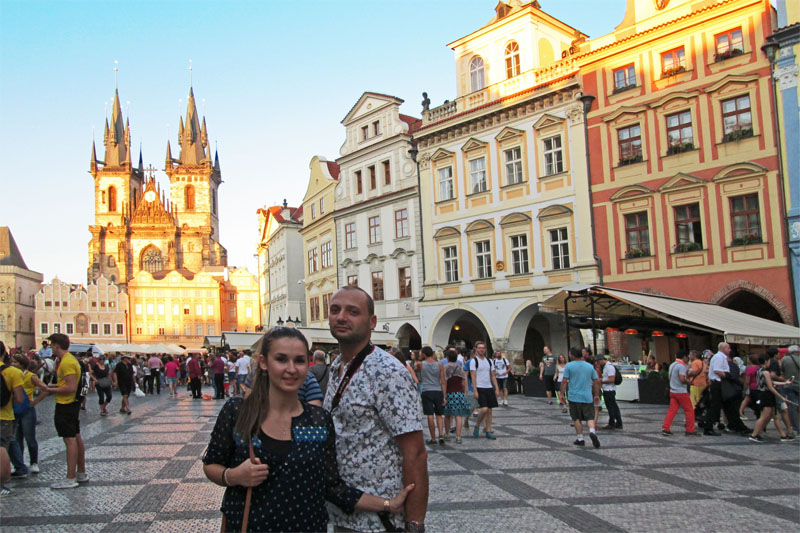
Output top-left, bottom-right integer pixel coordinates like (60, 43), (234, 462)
(430, 308), (492, 354)
(396, 323), (421, 351)
(523, 315), (550, 366)
(719, 290), (782, 323)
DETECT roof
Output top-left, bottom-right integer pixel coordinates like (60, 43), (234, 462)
(326, 161), (341, 180)
(0, 227), (28, 269)
(541, 284), (800, 346)
(341, 92), (405, 124)
(400, 114), (423, 134)
(221, 331), (264, 350)
(150, 268), (195, 281)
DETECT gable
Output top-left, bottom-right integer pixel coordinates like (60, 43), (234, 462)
(461, 137), (488, 153)
(433, 226), (461, 239)
(537, 204), (573, 220)
(499, 212), (532, 226)
(533, 114), (565, 130)
(341, 92), (404, 125)
(658, 172), (706, 192)
(495, 126), (524, 143)
(465, 219), (495, 233)
(303, 156), (337, 203)
(431, 148), (455, 162)
(130, 180), (176, 227)
(603, 105), (648, 124)
(610, 185), (654, 202)
(649, 90), (699, 110)
(712, 162), (768, 182)
(704, 74), (759, 95)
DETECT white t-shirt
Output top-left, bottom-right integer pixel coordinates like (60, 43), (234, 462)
(708, 352), (729, 382)
(494, 358), (510, 379)
(602, 362), (616, 391)
(468, 356), (494, 388)
(235, 355), (251, 375)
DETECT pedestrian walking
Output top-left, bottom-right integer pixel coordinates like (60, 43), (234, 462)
(555, 354), (568, 413)
(308, 350), (330, 397)
(780, 345), (800, 435)
(494, 351), (511, 406)
(147, 354), (162, 395)
(442, 349), (470, 444)
(561, 347), (601, 449)
(661, 351), (697, 436)
(468, 341), (500, 440)
(113, 355), (134, 414)
(598, 353), (623, 430)
(539, 346), (557, 405)
(750, 355), (794, 442)
(704, 342), (730, 436)
(688, 350), (708, 408)
(89, 357), (112, 416)
(164, 356), (179, 398)
(419, 346), (446, 445)
(188, 354), (203, 399)
(235, 351), (252, 396)
(11, 354), (47, 474)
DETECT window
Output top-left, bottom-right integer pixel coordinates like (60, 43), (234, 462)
(183, 305), (190, 315)
(371, 272), (384, 301)
(108, 186), (117, 212)
(245, 306), (253, 318)
(398, 267), (412, 298)
(103, 324), (111, 336)
(195, 324), (203, 336)
(373, 121), (381, 136)
(504, 147), (523, 185)
(361, 125), (369, 141)
(347, 275), (358, 286)
(613, 65), (636, 90)
(307, 248), (318, 273)
(40, 322), (48, 335)
(369, 165), (376, 190)
(136, 326), (143, 335)
(625, 212), (650, 255)
(147, 303), (154, 315)
(185, 185), (195, 210)
(195, 304), (202, 316)
(207, 304), (214, 316)
(311, 204), (316, 219)
(155, 303), (163, 315)
(90, 323), (98, 335)
(715, 28), (743, 59)
(321, 241), (332, 269)
(721, 95), (752, 140)
(510, 235), (529, 274)
(438, 166), (454, 200)
(212, 188), (217, 215)
(172, 304), (179, 316)
(135, 304), (143, 315)
(674, 203), (703, 248)
(543, 135), (563, 175)
(505, 41), (520, 78)
(355, 170), (363, 194)
(661, 47), (686, 76)
(116, 323), (124, 335)
(345, 222), (357, 249)
(549, 228), (570, 270)
(475, 240), (492, 279)
(443, 246), (459, 282)
(148, 324), (155, 335)
(368, 216), (381, 244)
(469, 56), (485, 92)
(184, 324), (191, 336)
(470, 157), (487, 193)
(730, 194), (761, 243)
(229, 307), (236, 318)
(310, 297), (320, 322)
(322, 293), (330, 319)
(141, 247), (163, 273)
(0, 315), (4, 331)
(320, 197), (325, 214)
(666, 111), (693, 153)
(66, 323), (74, 335)
(618, 125), (642, 164)
(208, 324), (215, 335)
(383, 161), (391, 185)
(395, 209), (409, 238)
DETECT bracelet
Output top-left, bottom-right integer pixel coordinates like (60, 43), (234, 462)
(383, 499), (390, 513)
(222, 468), (230, 487)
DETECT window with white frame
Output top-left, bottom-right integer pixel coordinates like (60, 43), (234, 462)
(613, 65), (636, 91)
(66, 323), (74, 335)
(207, 305), (214, 316)
(443, 246), (459, 282)
(103, 323), (111, 335)
(195, 304), (203, 316)
(504, 147), (523, 185)
(90, 323), (98, 335)
(208, 324), (215, 335)
(196, 324), (203, 336)
(368, 216), (381, 244)
(321, 241), (332, 269)
(308, 248), (318, 273)
(52, 322), (61, 334)
(147, 324), (154, 335)
(146, 303), (154, 315)
(549, 228), (570, 270)
(475, 240), (492, 279)
(438, 166), (454, 200)
(40, 322), (48, 335)
(320, 197), (325, 214)
(395, 209), (409, 238)
(116, 323), (124, 335)
(543, 135), (563, 176)
(345, 222), (356, 249)
(470, 56), (485, 92)
(510, 235), (529, 274)
(505, 41), (520, 78)
(470, 157), (487, 193)
(184, 324), (191, 336)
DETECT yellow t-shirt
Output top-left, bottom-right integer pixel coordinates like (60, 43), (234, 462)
(1, 364), (24, 420)
(21, 371), (36, 401)
(56, 353), (81, 405)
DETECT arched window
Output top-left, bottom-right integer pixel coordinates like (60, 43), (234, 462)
(0, 289), (5, 302)
(470, 56), (485, 92)
(212, 188), (217, 215)
(185, 185), (195, 210)
(0, 315), (4, 330)
(505, 41), (520, 78)
(141, 246), (163, 273)
(108, 186), (117, 212)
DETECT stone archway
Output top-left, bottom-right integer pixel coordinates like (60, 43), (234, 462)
(430, 307), (492, 353)
(711, 281), (792, 324)
(396, 323), (421, 351)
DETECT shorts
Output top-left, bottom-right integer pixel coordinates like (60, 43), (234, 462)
(569, 402), (595, 421)
(421, 390), (444, 416)
(496, 377), (508, 390)
(476, 387), (498, 409)
(755, 390), (776, 409)
(166, 377), (177, 385)
(54, 401), (81, 438)
(0, 419), (14, 449)
(544, 375), (557, 392)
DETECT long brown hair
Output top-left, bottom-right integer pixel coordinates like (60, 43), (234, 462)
(234, 327), (310, 439)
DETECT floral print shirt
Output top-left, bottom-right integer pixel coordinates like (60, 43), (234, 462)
(322, 346), (423, 532)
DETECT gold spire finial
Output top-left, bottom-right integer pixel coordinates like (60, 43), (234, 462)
(189, 58), (193, 88)
(114, 60), (119, 89)
(145, 165), (157, 180)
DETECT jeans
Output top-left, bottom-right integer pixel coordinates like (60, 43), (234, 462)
(190, 377), (202, 398)
(6, 419), (27, 473)
(147, 369), (161, 394)
(213, 373), (225, 399)
(663, 391), (695, 432)
(785, 387), (800, 434)
(97, 386), (112, 405)
(602, 390), (623, 428)
(14, 406), (37, 464)
(705, 381), (723, 431)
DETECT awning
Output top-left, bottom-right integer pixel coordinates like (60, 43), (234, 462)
(219, 328), (401, 353)
(203, 336), (223, 348)
(541, 284), (800, 345)
(221, 332), (264, 350)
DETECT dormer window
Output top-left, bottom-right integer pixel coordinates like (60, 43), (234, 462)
(470, 56), (485, 92)
(505, 41), (520, 78)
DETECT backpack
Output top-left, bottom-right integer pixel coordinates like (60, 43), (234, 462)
(0, 364), (11, 407)
(75, 361), (90, 401)
(613, 364), (623, 385)
(473, 357), (493, 371)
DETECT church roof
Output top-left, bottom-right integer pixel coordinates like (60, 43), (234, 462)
(0, 227), (28, 269)
(130, 178), (177, 227)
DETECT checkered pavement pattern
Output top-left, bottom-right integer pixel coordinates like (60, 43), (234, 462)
(1, 392), (798, 532)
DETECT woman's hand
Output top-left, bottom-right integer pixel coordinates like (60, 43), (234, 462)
(231, 458), (269, 487)
(387, 483), (415, 513)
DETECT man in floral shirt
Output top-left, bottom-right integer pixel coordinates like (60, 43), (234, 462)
(323, 286), (428, 532)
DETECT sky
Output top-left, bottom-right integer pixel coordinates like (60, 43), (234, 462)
(0, 0), (628, 283)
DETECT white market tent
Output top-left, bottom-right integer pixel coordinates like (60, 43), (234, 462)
(541, 283), (800, 346)
(94, 343), (185, 355)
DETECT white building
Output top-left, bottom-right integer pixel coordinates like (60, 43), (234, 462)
(334, 93), (423, 350)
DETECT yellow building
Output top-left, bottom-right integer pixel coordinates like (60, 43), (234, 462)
(1, 227), (43, 350)
(300, 157), (340, 328)
(416, 1), (599, 362)
(220, 267), (260, 333)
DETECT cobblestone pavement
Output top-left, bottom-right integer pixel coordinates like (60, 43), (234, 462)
(1, 387), (798, 532)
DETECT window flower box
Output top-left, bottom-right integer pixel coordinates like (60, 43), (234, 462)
(618, 153), (643, 166)
(666, 142), (694, 156)
(714, 48), (744, 62)
(660, 65), (686, 78)
(731, 234), (761, 246)
(625, 248), (650, 259)
(722, 127), (753, 143)
(673, 241), (702, 253)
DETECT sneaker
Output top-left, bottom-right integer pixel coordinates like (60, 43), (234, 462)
(485, 432), (496, 440)
(438, 437), (445, 445)
(573, 439), (585, 446)
(661, 429), (672, 436)
(450, 427), (456, 433)
(473, 428), (480, 438)
(10, 469), (28, 479)
(685, 431), (700, 437)
(782, 434), (796, 441)
(614, 425), (623, 430)
(51, 479), (79, 489)
(548, 401), (553, 405)
(29, 463), (39, 474)
(442, 434), (450, 442)
(76, 472), (89, 483)
(0, 486), (14, 497)
(590, 433), (601, 449)
(426, 439), (437, 445)
(749, 435), (765, 443)
(455, 437), (462, 444)
(119, 408), (126, 414)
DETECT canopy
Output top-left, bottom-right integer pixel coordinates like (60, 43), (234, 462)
(221, 331), (264, 350)
(68, 343), (103, 356)
(94, 343), (184, 355)
(203, 336), (223, 349)
(541, 284), (800, 345)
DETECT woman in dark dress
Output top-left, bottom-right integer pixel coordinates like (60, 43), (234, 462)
(203, 327), (413, 532)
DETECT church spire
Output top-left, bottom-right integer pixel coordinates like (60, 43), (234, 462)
(103, 89), (129, 167)
(90, 140), (98, 174)
(214, 148), (220, 171)
(138, 145), (143, 171)
(165, 140), (174, 170)
(178, 87), (205, 165)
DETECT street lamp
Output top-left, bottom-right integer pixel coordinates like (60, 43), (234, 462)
(408, 140), (426, 283)
(576, 92), (603, 286)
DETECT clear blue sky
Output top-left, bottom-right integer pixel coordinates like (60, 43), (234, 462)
(0, 0), (626, 283)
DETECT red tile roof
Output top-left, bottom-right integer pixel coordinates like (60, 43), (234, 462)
(400, 114), (422, 133)
(326, 160), (341, 180)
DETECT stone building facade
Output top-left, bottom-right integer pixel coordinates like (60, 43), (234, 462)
(0, 227), (43, 350)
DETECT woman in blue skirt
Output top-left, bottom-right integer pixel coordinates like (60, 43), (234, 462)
(443, 349), (471, 443)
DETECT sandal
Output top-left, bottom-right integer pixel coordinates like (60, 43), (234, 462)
(426, 439), (437, 445)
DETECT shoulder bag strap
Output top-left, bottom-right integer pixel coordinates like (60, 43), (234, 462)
(239, 439), (256, 533)
(331, 344), (373, 411)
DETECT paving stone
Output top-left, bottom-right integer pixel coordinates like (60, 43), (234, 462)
(103, 432), (197, 445)
(510, 469), (683, 499)
(654, 464), (798, 491)
(146, 518), (221, 532)
(120, 483), (178, 513)
(85, 444), (183, 460)
(159, 483), (225, 512)
(175, 443), (207, 457)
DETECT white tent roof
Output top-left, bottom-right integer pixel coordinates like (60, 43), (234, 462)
(542, 284), (800, 345)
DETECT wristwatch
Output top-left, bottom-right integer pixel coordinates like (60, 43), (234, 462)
(405, 520), (425, 532)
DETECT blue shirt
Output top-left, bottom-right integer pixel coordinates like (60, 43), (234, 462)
(562, 360), (597, 404)
(299, 372), (323, 403)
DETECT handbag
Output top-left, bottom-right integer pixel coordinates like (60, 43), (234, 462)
(220, 438), (256, 533)
(721, 378), (740, 402)
(97, 376), (112, 388)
